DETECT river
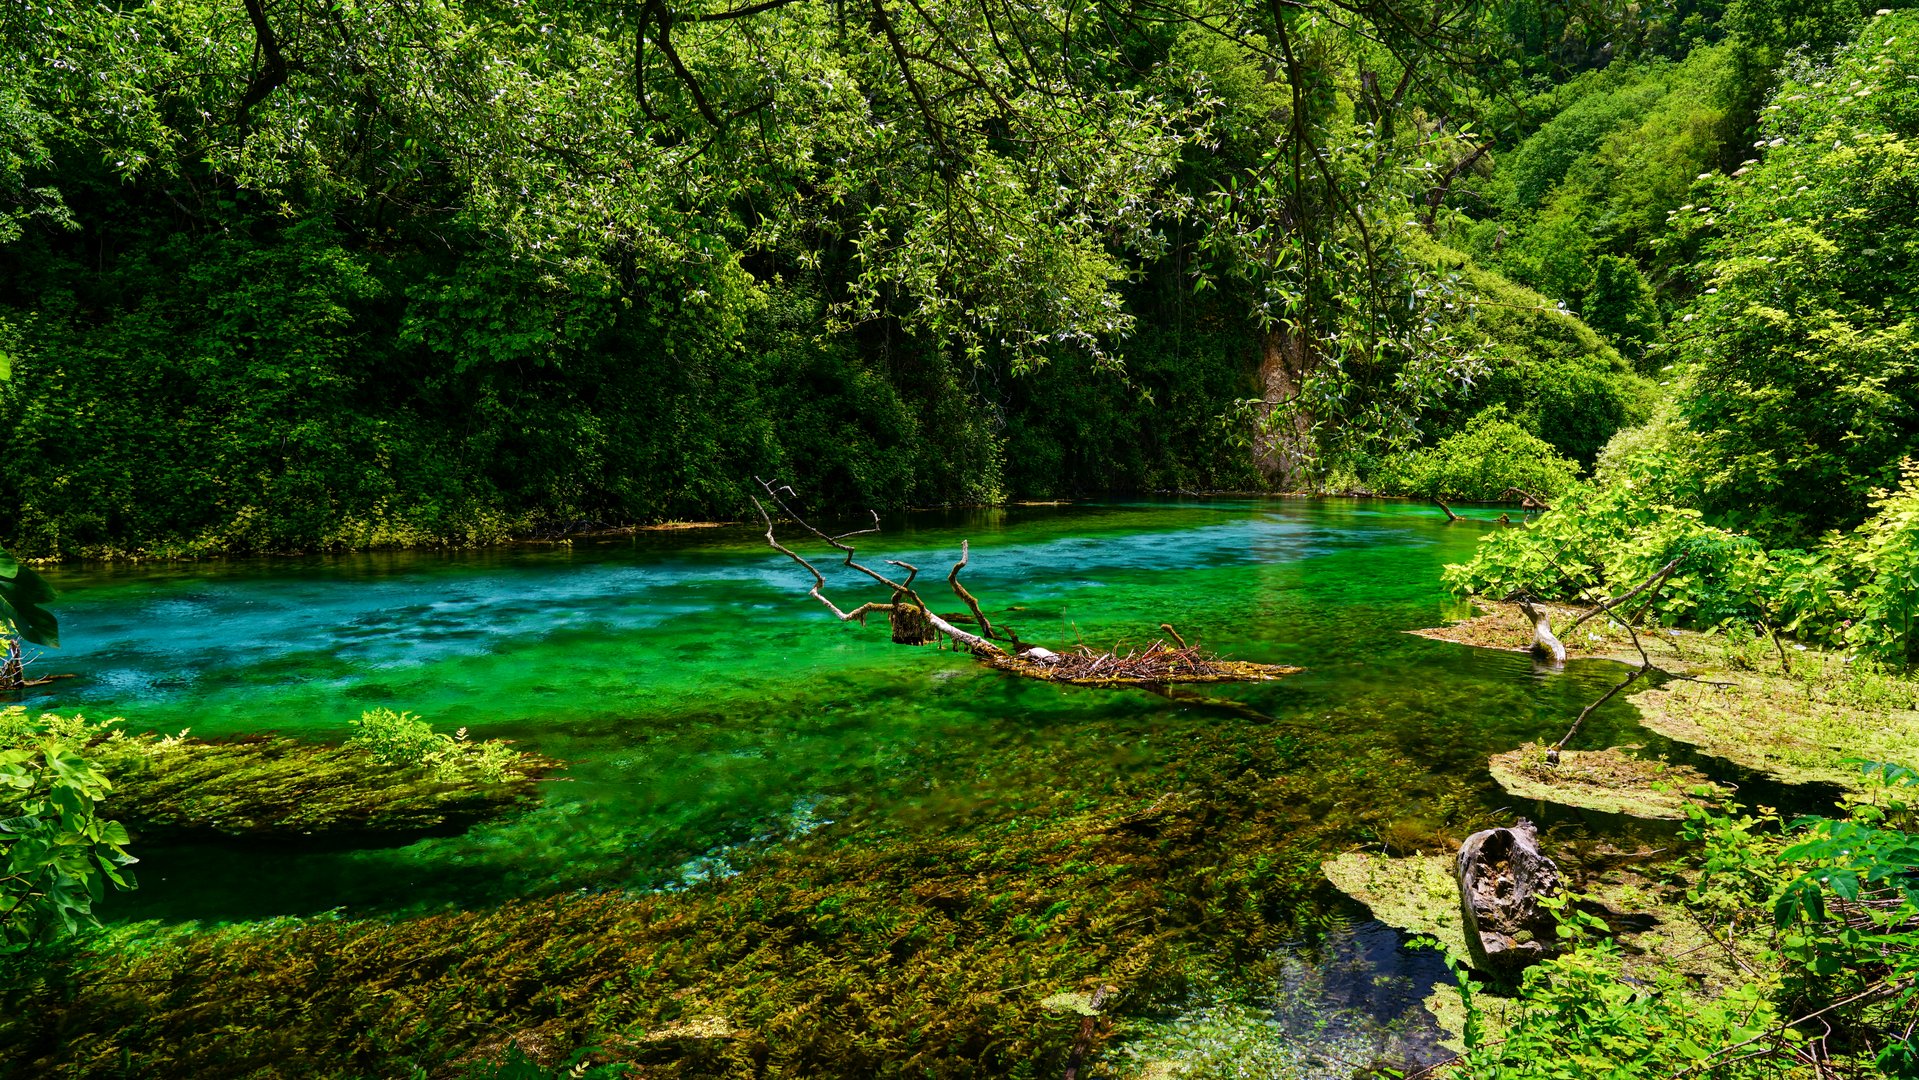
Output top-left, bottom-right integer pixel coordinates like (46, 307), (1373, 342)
(20, 497), (1717, 1071)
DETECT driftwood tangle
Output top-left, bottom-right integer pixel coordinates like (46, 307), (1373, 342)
(751, 478), (1300, 688)
(1456, 818), (1562, 979)
(0, 639), (72, 691)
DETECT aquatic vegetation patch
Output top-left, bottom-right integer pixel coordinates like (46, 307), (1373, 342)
(1629, 670), (1919, 790)
(0, 716), (1496, 1079)
(0, 707), (555, 837)
(1320, 854), (1471, 967)
(1488, 743), (1729, 819)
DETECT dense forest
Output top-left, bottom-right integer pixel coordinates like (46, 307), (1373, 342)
(4, 0), (1919, 1076)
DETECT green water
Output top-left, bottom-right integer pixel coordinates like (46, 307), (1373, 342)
(26, 496), (1810, 1071)
(29, 498), (1711, 931)
(26, 494), (1711, 928)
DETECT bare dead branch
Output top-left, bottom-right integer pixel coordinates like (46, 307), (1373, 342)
(753, 479), (1004, 654)
(1568, 558), (1682, 633)
(1434, 496), (1459, 522)
(947, 540), (996, 640)
(1497, 486), (1551, 511)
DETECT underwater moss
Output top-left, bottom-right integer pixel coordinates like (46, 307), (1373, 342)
(0, 707), (557, 837)
(0, 717), (1494, 1079)
(1488, 743), (1729, 820)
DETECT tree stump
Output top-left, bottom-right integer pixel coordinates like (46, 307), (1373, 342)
(1455, 818), (1561, 979)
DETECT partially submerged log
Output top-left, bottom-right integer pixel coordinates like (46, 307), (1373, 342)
(1515, 598), (1566, 666)
(1456, 819), (1562, 979)
(751, 478), (1296, 688)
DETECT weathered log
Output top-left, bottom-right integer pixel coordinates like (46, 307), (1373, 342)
(1456, 818), (1562, 979)
(1516, 598), (1566, 665)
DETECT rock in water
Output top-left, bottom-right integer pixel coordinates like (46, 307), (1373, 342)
(1455, 818), (1562, 978)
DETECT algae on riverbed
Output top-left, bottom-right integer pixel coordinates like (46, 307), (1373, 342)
(1, 707), (555, 837)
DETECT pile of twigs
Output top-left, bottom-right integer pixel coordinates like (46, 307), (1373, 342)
(991, 638), (1300, 687)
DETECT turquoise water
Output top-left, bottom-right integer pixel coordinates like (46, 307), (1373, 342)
(24, 498), (1693, 928)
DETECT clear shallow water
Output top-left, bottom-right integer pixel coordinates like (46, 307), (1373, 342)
(24, 498), (1693, 930)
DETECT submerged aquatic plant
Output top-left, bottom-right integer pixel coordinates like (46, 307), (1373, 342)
(1, 707), (554, 838)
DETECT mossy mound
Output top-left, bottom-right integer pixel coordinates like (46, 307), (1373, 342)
(1629, 669), (1919, 791)
(100, 735), (557, 837)
(1409, 599), (1691, 669)
(2, 707), (557, 838)
(1488, 743), (1730, 820)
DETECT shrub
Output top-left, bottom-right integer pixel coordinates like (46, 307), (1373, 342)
(0, 715), (135, 950)
(1380, 408), (1582, 503)
(347, 708), (526, 784)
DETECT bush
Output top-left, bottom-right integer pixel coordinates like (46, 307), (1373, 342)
(1410, 240), (1656, 467)
(1666, 14), (1919, 542)
(1378, 408), (1583, 502)
(1445, 441), (1919, 665)
(347, 709), (526, 784)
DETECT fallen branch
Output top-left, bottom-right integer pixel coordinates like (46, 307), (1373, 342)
(1567, 558), (1682, 634)
(751, 480), (1000, 654)
(1497, 487), (1551, 511)
(753, 481), (1298, 687)
(1434, 496), (1459, 522)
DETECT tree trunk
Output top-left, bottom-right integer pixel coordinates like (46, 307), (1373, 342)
(1455, 818), (1562, 979)
(1518, 599), (1566, 665)
(0, 639), (22, 690)
(1254, 329), (1316, 489)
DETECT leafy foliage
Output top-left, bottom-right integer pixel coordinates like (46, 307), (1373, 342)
(0, 718), (133, 951)
(1376, 408), (1583, 503)
(0, 541), (55, 648)
(348, 709), (528, 785)
(1666, 13), (1919, 541)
